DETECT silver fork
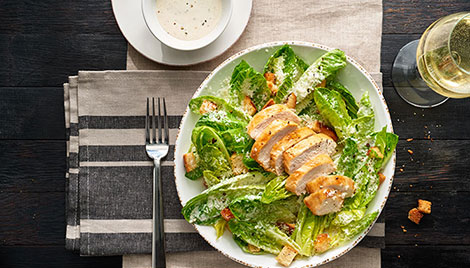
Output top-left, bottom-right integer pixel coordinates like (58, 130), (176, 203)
(145, 97), (169, 268)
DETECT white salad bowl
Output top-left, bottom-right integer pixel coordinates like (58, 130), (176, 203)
(174, 41), (395, 267)
(142, 0), (233, 51)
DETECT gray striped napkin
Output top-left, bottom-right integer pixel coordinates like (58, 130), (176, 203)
(64, 70), (385, 257)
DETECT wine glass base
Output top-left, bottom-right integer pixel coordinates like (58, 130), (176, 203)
(392, 39), (449, 108)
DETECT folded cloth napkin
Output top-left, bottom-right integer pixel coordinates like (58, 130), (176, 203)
(64, 70), (384, 256)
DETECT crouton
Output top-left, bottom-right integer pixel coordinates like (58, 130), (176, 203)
(314, 233), (331, 253)
(262, 99), (275, 110)
(318, 79), (326, 88)
(378, 172), (386, 185)
(199, 100), (217, 114)
(267, 81), (279, 95)
(311, 120), (338, 142)
(417, 199), (432, 214)
(285, 93), (297, 109)
(242, 96), (257, 116)
(220, 208), (235, 221)
(230, 153), (248, 175)
(183, 152), (197, 172)
(408, 208), (423, 224)
(248, 244), (260, 253)
(276, 245), (297, 267)
(368, 146), (384, 159)
(264, 72), (276, 83)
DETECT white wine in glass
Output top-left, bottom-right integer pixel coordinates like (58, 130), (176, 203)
(392, 12), (470, 108)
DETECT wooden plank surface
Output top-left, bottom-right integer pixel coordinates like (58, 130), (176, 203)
(1, 0), (470, 267)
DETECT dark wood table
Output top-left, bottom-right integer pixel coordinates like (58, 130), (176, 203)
(1, 1), (470, 267)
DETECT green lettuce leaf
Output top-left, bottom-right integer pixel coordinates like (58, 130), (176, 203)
(260, 176), (293, 204)
(230, 60), (272, 111)
(233, 235), (265, 255)
(229, 220), (300, 255)
(373, 127), (399, 170)
(229, 195), (298, 224)
(331, 208), (366, 227)
(196, 110), (247, 132)
(213, 218), (227, 239)
(352, 92), (375, 136)
(340, 211), (378, 240)
(189, 95), (249, 121)
(263, 45), (309, 103)
(327, 80), (359, 118)
(191, 126), (230, 161)
(292, 202), (332, 256)
(220, 128), (253, 154)
(314, 87), (352, 138)
(203, 170), (221, 188)
(182, 172), (273, 224)
(336, 138), (359, 178)
(290, 49), (347, 103)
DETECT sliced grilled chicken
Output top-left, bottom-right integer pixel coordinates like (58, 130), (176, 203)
(270, 127), (315, 175)
(285, 154), (336, 195)
(283, 134), (336, 174)
(304, 188), (344, 216)
(246, 104), (300, 140)
(251, 120), (298, 172)
(306, 175), (355, 198)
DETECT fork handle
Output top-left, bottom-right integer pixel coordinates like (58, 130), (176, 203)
(152, 159), (166, 268)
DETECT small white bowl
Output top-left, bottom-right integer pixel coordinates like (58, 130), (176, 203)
(142, 0), (233, 51)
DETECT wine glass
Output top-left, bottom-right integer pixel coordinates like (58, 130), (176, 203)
(392, 12), (470, 108)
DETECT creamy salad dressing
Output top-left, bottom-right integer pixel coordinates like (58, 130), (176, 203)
(156, 0), (222, 41)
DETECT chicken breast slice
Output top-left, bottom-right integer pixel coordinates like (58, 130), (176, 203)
(304, 188), (344, 216)
(250, 120), (298, 172)
(270, 127), (315, 175)
(285, 154), (336, 195)
(306, 175), (355, 198)
(247, 104), (301, 140)
(283, 134), (336, 174)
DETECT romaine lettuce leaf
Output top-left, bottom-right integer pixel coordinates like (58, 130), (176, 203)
(331, 208), (366, 227)
(233, 235), (265, 255)
(182, 172), (274, 224)
(191, 126), (230, 161)
(290, 49), (347, 103)
(263, 45), (309, 103)
(196, 110), (247, 132)
(260, 176), (293, 204)
(229, 195), (298, 224)
(339, 211), (378, 241)
(213, 218), (227, 239)
(336, 138), (359, 178)
(189, 95), (249, 121)
(229, 220), (300, 254)
(230, 60), (272, 111)
(373, 126), (399, 170)
(292, 202), (331, 256)
(327, 80), (359, 118)
(314, 87), (352, 138)
(203, 170), (221, 188)
(220, 128), (253, 154)
(352, 92), (375, 137)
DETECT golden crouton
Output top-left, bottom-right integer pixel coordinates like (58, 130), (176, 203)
(408, 208), (424, 224)
(230, 153), (248, 175)
(276, 245), (297, 267)
(242, 96), (257, 116)
(368, 146), (384, 159)
(314, 233), (331, 253)
(311, 120), (338, 142)
(318, 79), (326, 88)
(199, 100), (217, 114)
(285, 93), (297, 109)
(183, 152), (197, 172)
(248, 244), (260, 253)
(264, 72), (276, 83)
(418, 199), (432, 214)
(378, 172), (386, 185)
(262, 99), (275, 110)
(267, 81), (278, 95)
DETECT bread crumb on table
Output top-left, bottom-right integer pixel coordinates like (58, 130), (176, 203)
(417, 199), (432, 214)
(408, 208), (424, 224)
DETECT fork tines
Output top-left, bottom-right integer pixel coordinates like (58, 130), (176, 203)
(146, 97), (169, 145)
